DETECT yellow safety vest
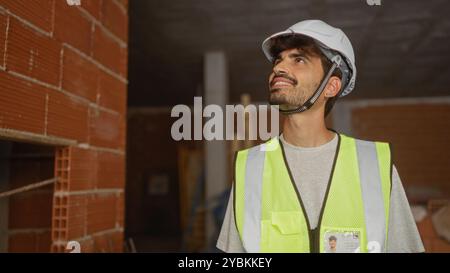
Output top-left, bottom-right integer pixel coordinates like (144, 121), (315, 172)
(234, 133), (392, 253)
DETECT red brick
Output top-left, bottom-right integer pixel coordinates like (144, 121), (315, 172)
(81, 0), (102, 19)
(120, 47), (127, 78)
(6, 17), (61, 86)
(0, 0), (53, 32)
(76, 237), (94, 253)
(352, 104), (450, 196)
(92, 230), (123, 253)
(9, 191), (53, 229)
(92, 24), (126, 77)
(62, 47), (99, 102)
(0, 11), (7, 67)
(0, 70), (47, 134)
(112, 231), (124, 252)
(9, 232), (36, 252)
(68, 147), (97, 191)
(101, 0), (127, 42)
(92, 232), (110, 252)
(51, 244), (65, 253)
(119, 115), (126, 150)
(87, 193), (117, 234)
(116, 0), (128, 11)
(116, 192), (124, 227)
(53, 0), (92, 54)
(9, 230), (51, 253)
(97, 151), (124, 189)
(97, 70), (126, 114)
(66, 194), (87, 239)
(47, 89), (89, 142)
(36, 230), (52, 252)
(89, 107), (122, 149)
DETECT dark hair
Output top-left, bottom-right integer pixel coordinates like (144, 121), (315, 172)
(329, 236), (337, 241)
(268, 35), (342, 117)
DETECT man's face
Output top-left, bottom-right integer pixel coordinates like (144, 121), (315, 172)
(268, 47), (325, 108)
(329, 239), (337, 249)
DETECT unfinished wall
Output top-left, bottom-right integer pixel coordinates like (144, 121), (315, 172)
(126, 108), (181, 251)
(0, 0), (128, 252)
(351, 101), (450, 199)
(333, 98), (450, 199)
(333, 98), (450, 253)
(7, 142), (55, 253)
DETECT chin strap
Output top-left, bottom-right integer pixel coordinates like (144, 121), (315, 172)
(276, 55), (343, 115)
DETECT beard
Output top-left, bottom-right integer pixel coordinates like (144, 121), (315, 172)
(269, 86), (309, 106)
(268, 76), (322, 111)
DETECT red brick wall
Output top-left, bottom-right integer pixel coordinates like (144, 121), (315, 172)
(351, 103), (450, 198)
(330, 100), (450, 252)
(0, 0), (128, 252)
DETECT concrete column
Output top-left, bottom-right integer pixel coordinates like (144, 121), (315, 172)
(203, 51), (229, 250)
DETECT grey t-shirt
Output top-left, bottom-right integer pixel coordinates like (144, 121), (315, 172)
(216, 133), (425, 253)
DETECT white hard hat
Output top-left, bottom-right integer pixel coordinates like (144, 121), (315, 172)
(262, 20), (356, 97)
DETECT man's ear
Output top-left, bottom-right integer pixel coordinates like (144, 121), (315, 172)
(324, 76), (342, 98)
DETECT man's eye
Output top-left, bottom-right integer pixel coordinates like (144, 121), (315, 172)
(295, 57), (305, 63)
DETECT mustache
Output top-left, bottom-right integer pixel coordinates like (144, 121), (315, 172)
(270, 72), (298, 87)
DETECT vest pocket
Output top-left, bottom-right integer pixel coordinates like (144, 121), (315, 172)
(260, 211), (307, 253)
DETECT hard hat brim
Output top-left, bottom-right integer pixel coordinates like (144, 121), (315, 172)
(262, 30), (330, 62)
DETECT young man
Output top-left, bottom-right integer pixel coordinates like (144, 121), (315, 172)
(216, 20), (424, 253)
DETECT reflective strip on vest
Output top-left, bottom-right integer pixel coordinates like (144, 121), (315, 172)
(355, 139), (387, 252)
(242, 143), (266, 252)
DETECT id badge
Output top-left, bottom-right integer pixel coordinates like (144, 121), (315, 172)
(324, 230), (361, 253)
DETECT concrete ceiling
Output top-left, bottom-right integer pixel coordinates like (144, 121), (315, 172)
(128, 0), (450, 106)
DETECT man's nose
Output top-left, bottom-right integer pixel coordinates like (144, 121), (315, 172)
(273, 62), (290, 76)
